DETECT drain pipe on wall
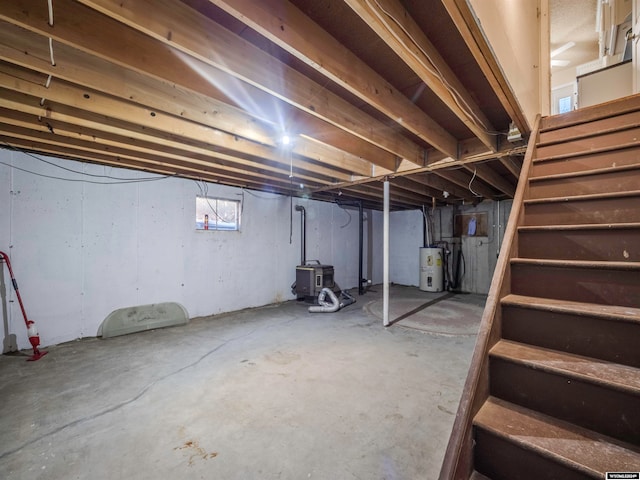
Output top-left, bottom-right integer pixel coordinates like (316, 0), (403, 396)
(295, 205), (306, 265)
(383, 180), (390, 327)
(358, 201), (364, 295)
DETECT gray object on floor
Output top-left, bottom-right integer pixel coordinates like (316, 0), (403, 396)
(98, 302), (189, 338)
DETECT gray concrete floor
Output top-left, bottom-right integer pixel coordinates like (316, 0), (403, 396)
(0, 285), (483, 480)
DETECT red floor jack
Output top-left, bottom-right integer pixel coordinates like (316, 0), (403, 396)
(0, 251), (47, 361)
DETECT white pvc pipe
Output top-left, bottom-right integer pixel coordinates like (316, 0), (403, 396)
(383, 180), (390, 327)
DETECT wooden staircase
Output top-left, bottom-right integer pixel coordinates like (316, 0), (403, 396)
(440, 95), (640, 479)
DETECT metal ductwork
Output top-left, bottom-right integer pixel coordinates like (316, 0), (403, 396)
(308, 288), (356, 313)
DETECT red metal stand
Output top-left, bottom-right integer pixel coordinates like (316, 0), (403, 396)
(0, 251), (47, 361)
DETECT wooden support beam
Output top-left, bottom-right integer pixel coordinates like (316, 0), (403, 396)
(500, 156), (522, 180)
(0, 132), (295, 193)
(410, 172), (474, 201)
(207, 0), (458, 159)
(0, 73), (351, 185)
(311, 141), (526, 195)
(0, 108), (333, 187)
(344, 0), (497, 151)
(463, 162), (516, 197)
(390, 176), (445, 201)
(0, 22), (384, 179)
(435, 168), (499, 200)
(0, 121), (321, 191)
(337, 187), (415, 210)
(0, 0), (402, 171)
(353, 181), (432, 206)
(0, 21), (373, 177)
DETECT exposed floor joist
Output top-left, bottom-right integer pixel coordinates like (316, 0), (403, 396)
(0, 0), (528, 209)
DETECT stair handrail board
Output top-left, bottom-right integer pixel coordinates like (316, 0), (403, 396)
(438, 115), (541, 480)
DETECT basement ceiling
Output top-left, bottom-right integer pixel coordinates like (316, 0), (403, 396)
(0, 0), (529, 210)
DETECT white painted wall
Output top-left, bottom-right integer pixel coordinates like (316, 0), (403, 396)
(469, 0), (547, 125)
(0, 149), (383, 350)
(578, 61), (634, 107)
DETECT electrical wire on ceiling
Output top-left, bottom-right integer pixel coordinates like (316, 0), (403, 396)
(40, 0), (56, 108)
(366, 0), (505, 137)
(0, 160), (170, 185)
(0, 140), (173, 184)
(47, 0), (54, 26)
(468, 167), (483, 197)
(1, 140), (166, 180)
(239, 187), (282, 200)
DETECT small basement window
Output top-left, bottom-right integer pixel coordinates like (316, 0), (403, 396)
(195, 195), (241, 231)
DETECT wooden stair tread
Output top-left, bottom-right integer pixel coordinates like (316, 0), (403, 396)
(490, 340), (640, 395)
(474, 397), (640, 475)
(537, 122), (640, 148)
(529, 162), (640, 182)
(534, 141), (640, 163)
(518, 222), (640, 232)
(501, 294), (640, 323)
(524, 189), (640, 205)
(511, 257), (640, 270)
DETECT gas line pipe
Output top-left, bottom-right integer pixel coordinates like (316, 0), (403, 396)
(0, 251), (47, 361)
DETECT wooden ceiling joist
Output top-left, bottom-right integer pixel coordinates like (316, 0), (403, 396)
(0, 21), (374, 179)
(0, 0), (397, 171)
(0, 121), (322, 193)
(52, 0), (421, 167)
(207, 0), (459, 159)
(0, 73), (351, 185)
(0, 108), (337, 189)
(0, 0), (530, 210)
(343, 0), (497, 151)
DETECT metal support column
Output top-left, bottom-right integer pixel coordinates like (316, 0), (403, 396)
(383, 180), (390, 326)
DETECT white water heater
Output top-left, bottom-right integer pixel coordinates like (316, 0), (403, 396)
(419, 247), (444, 292)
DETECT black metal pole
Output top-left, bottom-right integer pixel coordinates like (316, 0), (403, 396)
(358, 201), (364, 295)
(295, 205), (306, 265)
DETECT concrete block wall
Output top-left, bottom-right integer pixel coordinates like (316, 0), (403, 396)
(0, 149), (382, 350)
